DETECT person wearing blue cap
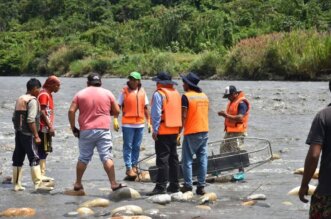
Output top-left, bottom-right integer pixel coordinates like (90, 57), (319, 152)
(147, 72), (182, 196)
(179, 72), (209, 195)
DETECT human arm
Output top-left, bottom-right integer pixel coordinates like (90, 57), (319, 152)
(299, 144), (321, 203)
(68, 101), (79, 138)
(27, 99), (41, 144)
(151, 92), (163, 141)
(40, 105), (55, 136)
(218, 101), (247, 122)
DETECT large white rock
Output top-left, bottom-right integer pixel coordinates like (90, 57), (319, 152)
(288, 185), (316, 196)
(294, 167), (319, 179)
(76, 207), (94, 216)
(171, 191), (193, 202)
(80, 198), (110, 208)
(110, 187), (141, 201)
(198, 193), (217, 205)
(148, 194), (171, 204)
(111, 205), (143, 216)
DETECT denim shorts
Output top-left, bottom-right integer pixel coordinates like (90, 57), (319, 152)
(78, 129), (113, 164)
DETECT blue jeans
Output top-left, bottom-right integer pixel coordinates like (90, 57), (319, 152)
(122, 127), (144, 169)
(181, 132), (208, 187)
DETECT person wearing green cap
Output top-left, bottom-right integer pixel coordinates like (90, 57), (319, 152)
(114, 71), (151, 178)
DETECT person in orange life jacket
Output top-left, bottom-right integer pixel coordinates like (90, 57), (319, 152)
(218, 85), (250, 173)
(12, 78), (53, 192)
(179, 72), (209, 195)
(299, 81), (331, 218)
(113, 71), (151, 179)
(147, 72), (182, 196)
(37, 75), (61, 182)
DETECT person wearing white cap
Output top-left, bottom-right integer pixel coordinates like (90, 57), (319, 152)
(218, 85), (250, 174)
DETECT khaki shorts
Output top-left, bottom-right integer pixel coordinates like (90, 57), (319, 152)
(220, 132), (247, 153)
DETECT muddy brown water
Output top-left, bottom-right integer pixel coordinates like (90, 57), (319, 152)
(0, 77), (329, 218)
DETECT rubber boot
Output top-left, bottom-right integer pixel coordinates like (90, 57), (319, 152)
(30, 165), (54, 191)
(12, 166), (25, 191)
(39, 159), (54, 182)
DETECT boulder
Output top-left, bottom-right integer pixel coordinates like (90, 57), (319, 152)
(111, 205), (143, 216)
(288, 185), (316, 196)
(294, 168), (319, 179)
(110, 187), (141, 201)
(76, 207), (94, 216)
(198, 193), (217, 205)
(148, 194), (171, 205)
(80, 198), (110, 208)
(0, 208), (36, 217)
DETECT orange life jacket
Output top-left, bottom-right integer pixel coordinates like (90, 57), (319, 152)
(224, 91), (250, 133)
(183, 91), (209, 135)
(154, 84), (182, 135)
(122, 86), (146, 125)
(12, 94), (40, 133)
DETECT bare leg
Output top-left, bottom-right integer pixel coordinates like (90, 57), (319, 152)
(103, 159), (120, 189)
(74, 161), (87, 190)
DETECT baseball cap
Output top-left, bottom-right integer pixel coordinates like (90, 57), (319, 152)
(87, 73), (101, 86)
(223, 85), (237, 98)
(128, 71), (141, 80)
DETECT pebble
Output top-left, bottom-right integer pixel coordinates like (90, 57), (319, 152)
(271, 153), (281, 160)
(294, 167), (319, 179)
(242, 200), (257, 206)
(196, 205), (211, 210)
(282, 201), (293, 206)
(247, 193), (267, 200)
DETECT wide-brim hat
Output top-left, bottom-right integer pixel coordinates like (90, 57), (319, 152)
(223, 85), (238, 98)
(180, 72), (201, 92)
(152, 72), (177, 85)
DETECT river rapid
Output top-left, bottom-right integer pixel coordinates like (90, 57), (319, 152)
(0, 77), (329, 219)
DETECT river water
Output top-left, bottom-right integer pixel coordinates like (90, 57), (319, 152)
(0, 77), (329, 219)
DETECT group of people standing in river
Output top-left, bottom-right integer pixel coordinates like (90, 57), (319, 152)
(11, 71), (250, 196)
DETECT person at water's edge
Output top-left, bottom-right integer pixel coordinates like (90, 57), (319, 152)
(147, 72), (182, 196)
(299, 81), (331, 218)
(68, 73), (126, 192)
(179, 72), (209, 196)
(218, 85), (250, 174)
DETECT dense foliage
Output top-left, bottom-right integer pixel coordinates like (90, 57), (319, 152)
(0, 0), (330, 80)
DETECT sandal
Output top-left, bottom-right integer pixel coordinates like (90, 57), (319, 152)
(73, 185), (84, 191)
(111, 183), (127, 192)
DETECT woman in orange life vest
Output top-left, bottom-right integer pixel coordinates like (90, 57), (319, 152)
(218, 85), (250, 174)
(146, 72), (182, 196)
(113, 72), (151, 178)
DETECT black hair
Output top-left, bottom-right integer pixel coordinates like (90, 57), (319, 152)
(26, 78), (41, 91)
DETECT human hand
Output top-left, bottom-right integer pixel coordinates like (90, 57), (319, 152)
(299, 185), (309, 203)
(72, 127), (80, 138)
(152, 132), (158, 141)
(34, 136), (41, 144)
(218, 110), (226, 117)
(49, 126), (55, 137)
(176, 135), (181, 146)
(113, 118), (120, 132)
(148, 122), (152, 133)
